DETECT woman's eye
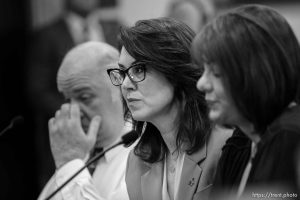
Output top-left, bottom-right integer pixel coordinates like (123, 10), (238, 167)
(213, 72), (222, 78)
(132, 66), (145, 74)
(210, 65), (222, 78)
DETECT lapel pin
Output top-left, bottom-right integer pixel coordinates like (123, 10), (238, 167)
(188, 178), (195, 187)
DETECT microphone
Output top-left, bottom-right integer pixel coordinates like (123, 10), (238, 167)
(0, 115), (24, 137)
(44, 130), (138, 200)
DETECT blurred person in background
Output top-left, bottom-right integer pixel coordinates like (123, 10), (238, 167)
(193, 4), (300, 199)
(27, 0), (121, 190)
(38, 41), (135, 200)
(167, 0), (215, 33)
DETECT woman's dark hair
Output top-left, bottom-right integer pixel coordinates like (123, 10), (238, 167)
(192, 5), (300, 133)
(119, 17), (211, 163)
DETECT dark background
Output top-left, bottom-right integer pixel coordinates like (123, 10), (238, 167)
(0, 0), (36, 199)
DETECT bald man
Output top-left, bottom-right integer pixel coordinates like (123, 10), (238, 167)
(38, 42), (133, 200)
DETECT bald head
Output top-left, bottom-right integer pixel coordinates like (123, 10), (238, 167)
(57, 41), (120, 101)
(58, 41), (119, 80)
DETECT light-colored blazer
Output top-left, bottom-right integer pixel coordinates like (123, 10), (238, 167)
(125, 126), (232, 200)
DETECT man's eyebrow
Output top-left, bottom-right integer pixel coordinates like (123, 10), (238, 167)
(72, 87), (92, 93)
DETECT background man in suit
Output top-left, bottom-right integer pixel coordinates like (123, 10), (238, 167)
(27, 0), (121, 190)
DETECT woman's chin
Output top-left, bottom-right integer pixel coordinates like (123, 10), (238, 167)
(209, 111), (224, 124)
(131, 112), (148, 122)
(210, 114), (233, 127)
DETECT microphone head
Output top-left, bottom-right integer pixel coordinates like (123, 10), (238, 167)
(12, 115), (24, 127)
(0, 115), (24, 137)
(121, 130), (139, 146)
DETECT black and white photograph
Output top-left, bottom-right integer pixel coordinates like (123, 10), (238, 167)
(0, 0), (299, 199)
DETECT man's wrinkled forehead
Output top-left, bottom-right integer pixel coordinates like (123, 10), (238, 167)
(57, 70), (92, 91)
(57, 63), (116, 98)
(57, 42), (119, 90)
(58, 48), (118, 78)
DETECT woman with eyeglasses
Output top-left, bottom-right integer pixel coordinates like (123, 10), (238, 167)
(107, 17), (232, 200)
(192, 4), (300, 199)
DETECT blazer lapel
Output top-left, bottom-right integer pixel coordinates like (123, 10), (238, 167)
(176, 142), (207, 200)
(141, 161), (164, 200)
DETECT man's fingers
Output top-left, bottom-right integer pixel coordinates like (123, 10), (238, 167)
(70, 103), (81, 124)
(48, 117), (58, 147)
(48, 118), (55, 132)
(55, 110), (61, 119)
(87, 115), (101, 143)
(60, 103), (70, 119)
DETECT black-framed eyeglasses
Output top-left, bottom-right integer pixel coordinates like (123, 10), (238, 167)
(107, 62), (147, 86)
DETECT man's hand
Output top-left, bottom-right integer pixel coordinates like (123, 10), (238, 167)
(48, 103), (101, 168)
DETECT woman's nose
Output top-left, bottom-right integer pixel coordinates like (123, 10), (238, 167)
(121, 75), (136, 91)
(197, 73), (211, 93)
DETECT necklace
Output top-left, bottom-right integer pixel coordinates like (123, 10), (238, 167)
(168, 162), (176, 173)
(167, 151), (179, 174)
